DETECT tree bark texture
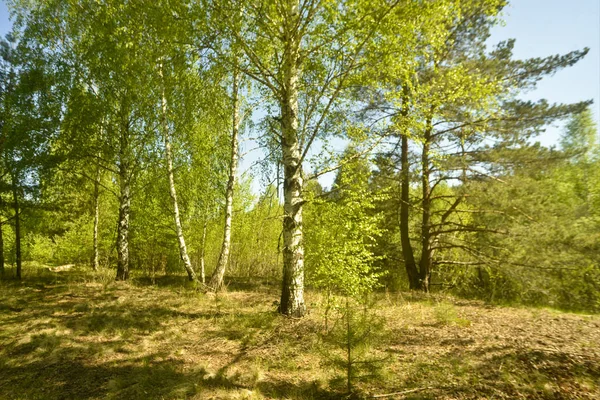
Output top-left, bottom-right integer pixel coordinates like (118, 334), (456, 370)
(209, 70), (240, 290)
(418, 119), (433, 292)
(92, 163), (100, 271)
(400, 133), (420, 289)
(160, 72), (197, 282)
(200, 217), (208, 284)
(11, 174), (21, 280)
(116, 118), (131, 281)
(278, 0), (306, 317)
(398, 91), (419, 290)
(0, 217), (4, 277)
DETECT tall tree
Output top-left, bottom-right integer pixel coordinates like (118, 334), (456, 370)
(209, 69), (242, 290)
(209, 0), (407, 316)
(10, 0), (198, 280)
(0, 35), (16, 278)
(365, 0), (589, 291)
(159, 62), (197, 281)
(0, 31), (60, 279)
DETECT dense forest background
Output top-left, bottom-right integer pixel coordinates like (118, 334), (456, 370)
(0, 0), (598, 314)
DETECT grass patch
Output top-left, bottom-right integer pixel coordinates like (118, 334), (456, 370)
(432, 301), (472, 327)
(0, 267), (598, 399)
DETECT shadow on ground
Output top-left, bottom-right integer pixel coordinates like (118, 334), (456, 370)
(2, 267), (599, 399)
(0, 268), (337, 399)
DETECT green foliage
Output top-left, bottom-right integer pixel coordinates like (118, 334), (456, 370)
(432, 301), (471, 327)
(305, 154), (386, 298)
(561, 108), (599, 163)
(228, 183), (282, 278)
(448, 108), (600, 312)
(26, 233), (53, 264)
(306, 153), (390, 394)
(0, 0), (596, 314)
(321, 296), (387, 394)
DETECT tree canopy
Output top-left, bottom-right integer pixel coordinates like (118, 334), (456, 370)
(0, 0), (597, 316)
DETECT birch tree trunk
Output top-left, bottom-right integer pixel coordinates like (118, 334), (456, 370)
(209, 70), (240, 290)
(116, 122), (131, 281)
(278, 0), (306, 317)
(160, 72), (197, 282)
(200, 217), (208, 284)
(11, 173), (22, 280)
(92, 163), (100, 271)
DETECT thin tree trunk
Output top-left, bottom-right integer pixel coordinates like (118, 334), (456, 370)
(160, 67), (197, 282)
(200, 216), (208, 284)
(11, 174), (21, 280)
(116, 120), (131, 281)
(279, 0), (306, 317)
(346, 296), (353, 393)
(92, 163), (100, 271)
(209, 71), (240, 290)
(398, 91), (419, 289)
(116, 171), (130, 280)
(419, 118), (433, 292)
(0, 217), (4, 277)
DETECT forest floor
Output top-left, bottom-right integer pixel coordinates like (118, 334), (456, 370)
(0, 265), (599, 400)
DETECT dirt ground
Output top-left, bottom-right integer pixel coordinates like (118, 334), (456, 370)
(1, 267), (599, 399)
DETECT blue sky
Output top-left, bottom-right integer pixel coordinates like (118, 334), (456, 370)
(1, 0), (599, 189)
(489, 0), (600, 146)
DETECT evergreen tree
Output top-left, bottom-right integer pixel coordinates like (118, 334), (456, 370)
(364, 0), (590, 291)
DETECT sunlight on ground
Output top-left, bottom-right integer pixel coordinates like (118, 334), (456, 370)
(1, 266), (599, 399)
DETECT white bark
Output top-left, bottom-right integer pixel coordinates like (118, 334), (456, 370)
(200, 217), (208, 284)
(160, 67), (197, 282)
(278, 0), (306, 317)
(92, 163), (100, 271)
(116, 151), (130, 281)
(115, 103), (132, 281)
(209, 70), (240, 290)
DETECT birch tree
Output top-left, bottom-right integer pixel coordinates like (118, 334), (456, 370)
(208, 0), (406, 316)
(209, 69), (242, 290)
(92, 156), (101, 271)
(159, 63), (198, 281)
(11, 0), (163, 280)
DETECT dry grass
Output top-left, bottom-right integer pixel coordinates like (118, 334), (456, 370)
(0, 265), (599, 399)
